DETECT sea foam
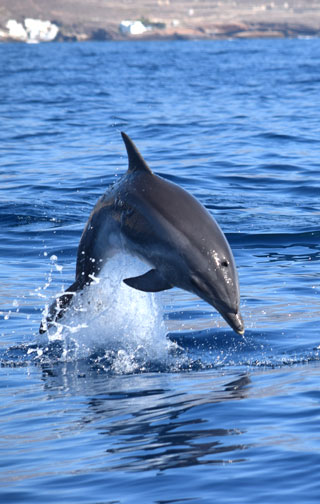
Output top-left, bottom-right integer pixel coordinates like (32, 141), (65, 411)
(39, 253), (175, 372)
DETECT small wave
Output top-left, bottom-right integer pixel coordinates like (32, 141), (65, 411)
(11, 131), (60, 141)
(0, 202), (60, 228)
(254, 132), (318, 144)
(227, 230), (320, 248)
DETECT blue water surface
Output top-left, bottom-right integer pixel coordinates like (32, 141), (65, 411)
(1, 38), (320, 503)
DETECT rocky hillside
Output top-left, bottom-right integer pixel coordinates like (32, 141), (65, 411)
(1, 0), (320, 41)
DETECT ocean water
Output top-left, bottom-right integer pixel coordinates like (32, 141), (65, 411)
(1, 38), (320, 503)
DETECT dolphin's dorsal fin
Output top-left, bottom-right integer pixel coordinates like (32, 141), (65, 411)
(121, 132), (152, 174)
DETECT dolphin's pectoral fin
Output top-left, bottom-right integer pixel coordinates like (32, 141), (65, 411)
(39, 281), (79, 334)
(123, 269), (173, 292)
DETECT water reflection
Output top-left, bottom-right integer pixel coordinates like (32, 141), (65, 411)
(40, 361), (251, 472)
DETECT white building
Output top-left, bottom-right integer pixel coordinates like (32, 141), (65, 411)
(6, 20), (27, 41)
(25, 18), (59, 43)
(119, 20), (150, 36)
(5, 18), (59, 43)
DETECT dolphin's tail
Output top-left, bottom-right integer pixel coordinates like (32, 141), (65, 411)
(39, 281), (79, 334)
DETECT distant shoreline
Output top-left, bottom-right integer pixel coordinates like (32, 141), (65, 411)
(1, 25), (320, 44)
(1, 0), (320, 44)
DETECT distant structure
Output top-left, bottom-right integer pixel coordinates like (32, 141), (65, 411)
(4, 18), (59, 43)
(119, 20), (150, 36)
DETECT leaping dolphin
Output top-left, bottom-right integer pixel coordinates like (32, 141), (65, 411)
(40, 133), (244, 335)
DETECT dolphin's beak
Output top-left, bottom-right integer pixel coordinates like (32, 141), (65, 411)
(221, 310), (245, 335)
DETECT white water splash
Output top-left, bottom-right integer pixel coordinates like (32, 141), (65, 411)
(39, 253), (177, 372)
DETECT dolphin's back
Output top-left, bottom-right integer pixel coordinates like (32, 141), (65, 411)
(119, 170), (229, 259)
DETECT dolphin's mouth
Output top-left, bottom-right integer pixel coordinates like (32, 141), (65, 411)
(220, 310), (245, 335)
(193, 287), (245, 335)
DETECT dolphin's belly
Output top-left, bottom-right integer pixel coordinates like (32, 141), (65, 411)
(76, 212), (123, 283)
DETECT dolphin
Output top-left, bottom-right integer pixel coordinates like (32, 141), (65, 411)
(40, 132), (244, 335)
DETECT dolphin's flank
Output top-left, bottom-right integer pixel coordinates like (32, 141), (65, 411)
(40, 132), (244, 335)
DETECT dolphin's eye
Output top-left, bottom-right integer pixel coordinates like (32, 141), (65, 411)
(221, 260), (229, 268)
